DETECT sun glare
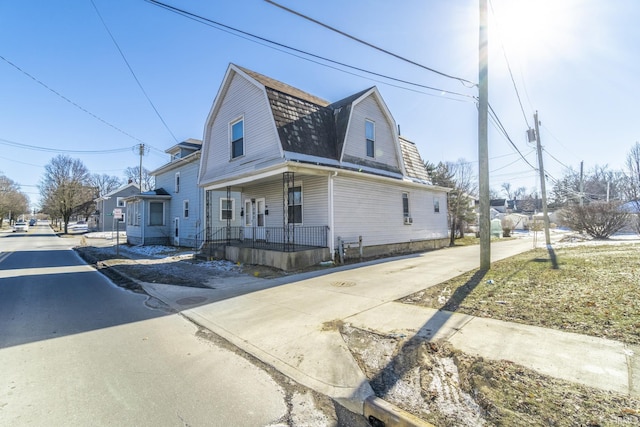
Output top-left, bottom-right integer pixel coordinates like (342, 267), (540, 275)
(490, 0), (582, 62)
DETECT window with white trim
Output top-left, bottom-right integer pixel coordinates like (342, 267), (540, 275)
(434, 197), (440, 213)
(402, 192), (410, 218)
(174, 172), (180, 193)
(220, 198), (235, 221)
(287, 186), (302, 224)
(116, 197), (126, 207)
(183, 200), (189, 219)
(149, 202), (164, 226)
(365, 120), (375, 158)
(231, 119), (244, 159)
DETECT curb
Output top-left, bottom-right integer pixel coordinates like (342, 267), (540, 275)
(364, 396), (435, 427)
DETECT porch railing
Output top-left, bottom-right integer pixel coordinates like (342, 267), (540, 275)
(206, 225), (328, 252)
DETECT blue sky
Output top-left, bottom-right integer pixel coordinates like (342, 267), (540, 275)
(1, 0), (638, 208)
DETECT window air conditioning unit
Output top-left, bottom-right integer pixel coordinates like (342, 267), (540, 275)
(404, 217), (413, 225)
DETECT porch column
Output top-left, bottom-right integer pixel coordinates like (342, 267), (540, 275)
(283, 172), (295, 251)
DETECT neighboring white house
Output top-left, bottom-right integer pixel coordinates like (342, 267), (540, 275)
(89, 183), (139, 232)
(124, 139), (226, 248)
(198, 64), (450, 270)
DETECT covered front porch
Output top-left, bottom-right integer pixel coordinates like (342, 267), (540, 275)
(200, 170), (333, 270)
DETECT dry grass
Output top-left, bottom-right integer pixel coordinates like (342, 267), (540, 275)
(401, 243), (640, 345)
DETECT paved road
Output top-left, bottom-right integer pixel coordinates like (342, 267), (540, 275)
(0, 224), (292, 426)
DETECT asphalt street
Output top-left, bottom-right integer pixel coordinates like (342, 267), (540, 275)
(0, 223), (295, 426)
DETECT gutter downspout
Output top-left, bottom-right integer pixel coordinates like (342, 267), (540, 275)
(328, 172), (336, 260)
(141, 198), (145, 245)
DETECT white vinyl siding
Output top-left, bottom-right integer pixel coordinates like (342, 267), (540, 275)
(343, 95), (400, 169)
(241, 175), (328, 228)
(154, 160), (204, 247)
(200, 72), (282, 184)
(333, 175), (448, 246)
(220, 198), (235, 221)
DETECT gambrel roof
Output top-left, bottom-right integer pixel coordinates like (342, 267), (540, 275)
(204, 64), (433, 185)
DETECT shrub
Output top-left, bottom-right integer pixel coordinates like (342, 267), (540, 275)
(558, 201), (629, 239)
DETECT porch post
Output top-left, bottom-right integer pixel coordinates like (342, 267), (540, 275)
(283, 172), (295, 251)
(226, 186), (231, 246)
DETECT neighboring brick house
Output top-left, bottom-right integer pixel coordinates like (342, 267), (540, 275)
(197, 64), (450, 270)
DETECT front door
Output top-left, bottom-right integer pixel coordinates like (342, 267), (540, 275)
(255, 198), (266, 241)
(173, 217), (180, 246)
(244, 198), (266, 241)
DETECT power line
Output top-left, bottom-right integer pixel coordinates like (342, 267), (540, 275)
(487, 103), (538, 171)
(0, 137), (133, 154)
(90, 0), (178, 143)
(0, 54), (148, 145)
(265, 0), (477, 87)
(144, 0), (474, 101)
(488, 0), (531, 128)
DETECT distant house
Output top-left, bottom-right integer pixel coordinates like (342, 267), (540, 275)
(490, 199), (508, 213)
(89, 183), (139, 232)
(197, 64), (450, 270)
(124, 139), (215, 247)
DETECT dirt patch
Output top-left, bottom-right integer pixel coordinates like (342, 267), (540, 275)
(341, 324), (640, 426)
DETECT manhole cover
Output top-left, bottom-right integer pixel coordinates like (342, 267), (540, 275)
(331, 281), (356, 288)
(176, 296), (208, 306)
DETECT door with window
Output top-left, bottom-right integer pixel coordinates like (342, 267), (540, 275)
(255, 198), (266, 241)
(173, 217), (180, 246)
(244, 198), (266, 241)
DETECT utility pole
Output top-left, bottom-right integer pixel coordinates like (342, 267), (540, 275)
(478, 0), (490, 270)
(534, 111), (551, 247)
(579, 160), (584, 206)
(138, 143), (145, 193)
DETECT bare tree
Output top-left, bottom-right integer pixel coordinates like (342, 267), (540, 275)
(0, 174), (29, 226)
(430, 159), (477, 245)
(124, 166), (154, 192)
(39, 155), (91, 234)
(90, 173), (123, 197)
(624, 142), (640, 233)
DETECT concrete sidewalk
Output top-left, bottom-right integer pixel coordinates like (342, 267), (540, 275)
(139, 236), (639, 417)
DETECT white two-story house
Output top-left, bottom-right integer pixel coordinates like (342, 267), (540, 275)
(198, 64), (450, 270)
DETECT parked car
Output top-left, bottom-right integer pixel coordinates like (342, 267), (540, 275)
(29, 219), (37, 226)
(13, 221), (29, 232)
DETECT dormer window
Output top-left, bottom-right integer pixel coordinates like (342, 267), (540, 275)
(365, 120), (375, 158)
(231, 118), (244, 159)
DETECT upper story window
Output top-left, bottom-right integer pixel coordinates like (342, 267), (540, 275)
(116, 197), (126, 207)
(365, 120), (375, 158)
(175, 172), (180, 193)
(183, 200), (189, 219)
(434, 197), (440, 213)
(231, 118), (244, 159)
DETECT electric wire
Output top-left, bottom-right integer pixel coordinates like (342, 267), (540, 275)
(487, 103), (538, 171)
(0, 137), (133, 154)
(488, 0), (531, 128)
(144, 0), (474, 101)
(265, 0), (477, 87)
(90, 0), (178, 143)
(0, 54), (148, 145)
